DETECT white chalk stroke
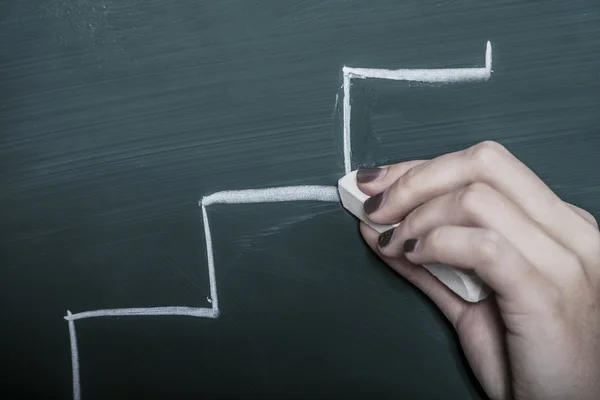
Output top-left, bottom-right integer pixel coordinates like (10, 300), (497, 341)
(64, 41), (493, 400)
(66, 312), (81, 400)
(64, 186), (339, 400)
(343, 41), (492, 173)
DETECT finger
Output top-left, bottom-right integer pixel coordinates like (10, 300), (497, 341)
(363, 141), (597, 265)
(355, 160), (427, 196)
(403, 225), (550, 305)
(359, 221), (467, 323)
(376, 183), (576, 277)
(452, 298), (511, 400)
(364, 221), (510, 399)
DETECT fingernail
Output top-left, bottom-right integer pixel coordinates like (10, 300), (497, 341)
(356, 167), (385, 183)
(403, 239), (418, 252)
(378, 228), (395, 248)
(364, 192), (384, 214)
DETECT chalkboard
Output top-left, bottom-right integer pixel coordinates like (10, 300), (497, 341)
(2, 1), (599, 399)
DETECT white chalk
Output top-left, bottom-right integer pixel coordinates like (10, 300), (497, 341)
(201, 186), (339, 206)
(338, 170), (489, 303)
(67, 311), (81, 400)
(63, 185), (342, 400)
(342, 41), (492, 174)
(338, 171), (399, 233)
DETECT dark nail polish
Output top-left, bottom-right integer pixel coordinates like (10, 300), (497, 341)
(356, 168), (384, 183)
(364, 192), (383, 214)
(378, 228), (395, 248)
(403, 239), (418, 253)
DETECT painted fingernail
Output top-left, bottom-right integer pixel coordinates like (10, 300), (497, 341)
(356, 167), (385, 183)
(364, 192), (383, 214)
(403, 239), (418, 253)
(378, 228), (395, 248)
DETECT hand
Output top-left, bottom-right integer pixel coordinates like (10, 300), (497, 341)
(356, 141), (600, 400)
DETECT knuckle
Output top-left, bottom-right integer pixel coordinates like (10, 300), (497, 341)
(401, 209), (420, 236)
(574, 206), (600, 229)
(466, 140), (508, 168)
(554, 251), (589, 290)
(456, 183), (491, 217)
(424, 227), (446, 254)
(577, 227), (600, 256)
(471, 231), (504, 264)
(590, 214), (599, 229)
(398, 166), (420, 191)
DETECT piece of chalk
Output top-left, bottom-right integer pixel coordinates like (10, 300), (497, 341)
(338, 170), (489, 303)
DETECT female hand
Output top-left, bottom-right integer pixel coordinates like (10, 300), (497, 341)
(357, 141), (600, 400)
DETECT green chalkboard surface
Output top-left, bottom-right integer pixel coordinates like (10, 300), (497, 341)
(2, 1), (599, 398)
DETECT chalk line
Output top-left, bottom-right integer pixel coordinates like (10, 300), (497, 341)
(344, 66), (490, 83)
(64, 184), (341, 398)
(342, 41), (493, 174)
(202, 204), (219, 315)
(65, 306), (218, 321)
(201, 185), (340, 206)
(200, 186), (339, 311)
(486, 40), (492, 72)
(62, 39), (495, 394)
(343, 73), (352, 174)
(67, 311), (81, 400)
(66, 187), (339, 320)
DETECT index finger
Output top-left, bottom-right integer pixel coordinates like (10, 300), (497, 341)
(362, 141), (597, 265)
(355, 159), (427, 196)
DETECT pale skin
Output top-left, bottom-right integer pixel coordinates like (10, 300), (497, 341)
(356, 141), (600, 400)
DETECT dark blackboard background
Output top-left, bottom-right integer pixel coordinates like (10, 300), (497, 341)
(1, 1), (599, 398)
